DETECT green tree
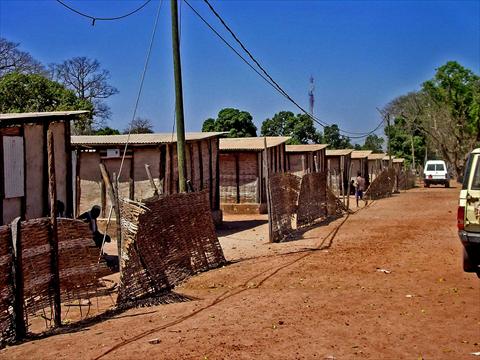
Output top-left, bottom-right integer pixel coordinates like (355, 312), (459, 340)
(323, 124), (352, 149)
(362, 134), (385, 152)
(202, 118), (216, 132)
(0, 72), (93, 132)
(260, 111), (322, 144)
(201, 108), (257, 137)
(93, 126), (120, 135)
(383, 61), (479, 175)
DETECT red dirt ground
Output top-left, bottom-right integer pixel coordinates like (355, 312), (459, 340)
(1, 185), (479, 359)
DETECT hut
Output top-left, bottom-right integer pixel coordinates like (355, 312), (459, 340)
(367, 153), (386, 181)
(350, 150), (372, 183)
(392, 158), (405, 172)
(285, 144), (328, 175)
(382, 154), (395, 169)
(325, 149), (352, 195)
(0, 110), (88, 225)
(71, 132), (224, 220)
(219, 136), (290, 214)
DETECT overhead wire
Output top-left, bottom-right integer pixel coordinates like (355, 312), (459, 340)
(55, 0), (153, 25)
(199, 0), (383, 138)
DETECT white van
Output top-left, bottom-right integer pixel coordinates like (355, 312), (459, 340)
(423, 160), (449, 188)
(458, 148), (480, 277)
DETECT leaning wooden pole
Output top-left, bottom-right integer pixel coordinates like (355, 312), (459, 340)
(263, 137), (273, 242)
(99, 164), (122, 275)
(171, 0), (187, 193)
(47, 130), (62, 327)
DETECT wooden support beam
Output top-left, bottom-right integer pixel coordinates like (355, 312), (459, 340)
(47, 130), (61, 328)
(11, 217), (26, 339)
(145, 164), (159, 196)
(0, 132), (4, 225)
(235, 153), (240, 204)
(75, 150), (81, 217)
(129, 150), (135, 200)
(263, 138), (273, 242)
(64, 121), (73, 217)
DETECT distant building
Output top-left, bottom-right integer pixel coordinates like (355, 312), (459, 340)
(219, 136), (289, 214)
(326, 149), (353, 195)
(0, 111), (88, 225)
(285, 144), (328, 176)
(71, 132), (224, 220)
(367, 153), (386, 181)
(350, 150), (372, 183)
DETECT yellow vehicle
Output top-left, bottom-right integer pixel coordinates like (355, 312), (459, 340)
(458, 148), (480, 277)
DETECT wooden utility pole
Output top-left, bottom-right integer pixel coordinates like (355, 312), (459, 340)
(386, 113), (392, 168)
(171, 0), (187, 193)
(47, 130), (61, 327)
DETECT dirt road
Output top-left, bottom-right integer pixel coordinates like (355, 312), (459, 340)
(1, 186), (479, 359)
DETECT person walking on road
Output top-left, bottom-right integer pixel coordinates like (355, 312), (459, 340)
(355, 171), (366, 207)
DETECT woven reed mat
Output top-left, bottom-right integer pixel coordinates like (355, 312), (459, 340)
(0, 225), (14, 345)
(268, 173), (302, 243)
(118, 190), (226, 304)
(297, 172), (328, 228)
(365, 168), (396, 200)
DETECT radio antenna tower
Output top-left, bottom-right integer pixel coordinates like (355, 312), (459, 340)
(308, 75), (315, 117)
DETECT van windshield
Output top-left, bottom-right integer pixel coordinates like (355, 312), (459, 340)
(436, 164), (445, 171)
(472, 159), (480, 190)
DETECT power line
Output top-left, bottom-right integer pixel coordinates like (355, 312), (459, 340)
(201, 0), (382, 138)
(55, 0), (152, 25)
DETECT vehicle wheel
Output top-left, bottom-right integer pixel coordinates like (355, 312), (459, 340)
(463, 248), (477, 272)
(424, 182), (430, 188)
(445, 181), (450, 188)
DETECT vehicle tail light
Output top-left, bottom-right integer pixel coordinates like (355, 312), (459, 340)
(428, 175), (433, 179)
(457, 206), (465, 230)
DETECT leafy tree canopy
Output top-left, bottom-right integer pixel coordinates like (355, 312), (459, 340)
(202, 108), (257, 138)
(383, 61), (479, 175)
(260, 111), (322, 144)
(323, 124), (352, 149)
(0, 72), (93, 133)
(92, 126), (120, 135)
(362, 134), (385, 152)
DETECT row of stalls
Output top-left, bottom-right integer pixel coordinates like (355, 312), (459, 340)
(0, 111), (405, 224)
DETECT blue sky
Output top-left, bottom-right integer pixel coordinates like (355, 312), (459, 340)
(1, 0), (479, 142)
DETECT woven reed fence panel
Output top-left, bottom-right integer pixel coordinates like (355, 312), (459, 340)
(327, 187), (347, 217)
(0, 225), (14, 345)
(398, 170), (416, 190)
(297, 173), (328, 228)
(365, 168), (396, 200)
(118, 191), (226, 304)
(268, 173), (302, 243)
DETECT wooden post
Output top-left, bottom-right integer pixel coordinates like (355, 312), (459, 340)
(145, 164), (159, 196)
(235, 154), (240, 204)
(346, 162), (353, 211)
(100, 179), (106, 218)
(75, 150), (81, 217)
(113, 172), (122, 274)
(264, 138), (273, 242)
(47, 130), (61, 328)
(11, 217), (26, 339)
(99, 164), (122, 275)
(129, 151), (135, 200)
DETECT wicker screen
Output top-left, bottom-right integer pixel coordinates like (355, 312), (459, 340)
(365, 168), (396, 200)
(0, 225), (14, 345)
(297, 173), (328, 228)
(268, 173), (301, 243)
(118, 190), (226, 304)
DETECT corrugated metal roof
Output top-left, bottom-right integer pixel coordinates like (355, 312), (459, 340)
(71, 132), (225, 146)
(393, 158), (405, 163)
(382, 155), (396, 161)
(351, 150), (373, 159)
(0, 110), (89, 121)
(367, 153), (386, 160)
(325, 149), (353, 156)
(219, 136), (290, 151)
(285, 144), (328, 152)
